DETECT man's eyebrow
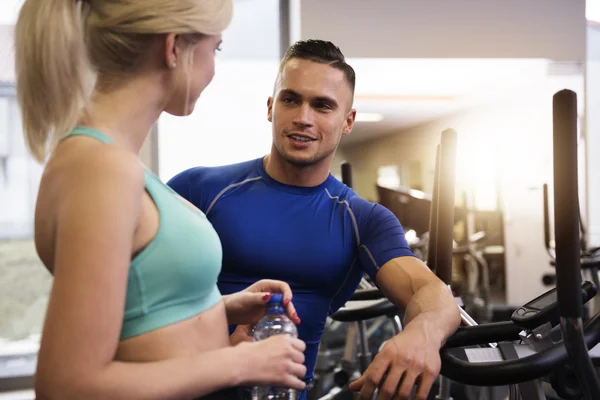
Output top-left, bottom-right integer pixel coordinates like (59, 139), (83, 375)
(279, 89), (301, 97)
(313, 95), (338, 106)
(278, 89), (339, 108)
(280, 89), (337, 103)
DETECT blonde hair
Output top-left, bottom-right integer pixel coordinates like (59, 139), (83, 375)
(14, 0), (233, 163)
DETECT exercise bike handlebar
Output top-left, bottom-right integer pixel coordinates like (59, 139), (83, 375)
(348, 287), (384, 301)
(342, 279), (597, 343)
(330, 298), (398, 322)
(549, 253), (600, 269)
(543, 183), (553, 257)
(443, 321), (523, 348)
(427, 144), (441, 271)
(553, 90), (583, 318)
(436, 129), (457, 286)
(439, 312), (600, 386)
(553, 88), (600, 400)
(335, 284), (600, 385)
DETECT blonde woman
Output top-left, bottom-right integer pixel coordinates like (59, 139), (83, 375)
(13, 0), (306, 399)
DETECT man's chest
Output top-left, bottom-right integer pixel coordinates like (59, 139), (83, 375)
(208, 194), (358, 289)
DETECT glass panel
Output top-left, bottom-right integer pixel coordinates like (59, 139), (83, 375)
(158, 0), (282, 181)
(0, 23), (48, 393)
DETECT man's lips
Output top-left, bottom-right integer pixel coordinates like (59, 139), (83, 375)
(287, 133), (317, 141)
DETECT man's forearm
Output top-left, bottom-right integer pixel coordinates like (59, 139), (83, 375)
(402, 281), (460, 346)
(374, 257), (461, 346)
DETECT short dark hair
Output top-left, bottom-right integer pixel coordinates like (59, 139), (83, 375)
(280, 39), (356, 94)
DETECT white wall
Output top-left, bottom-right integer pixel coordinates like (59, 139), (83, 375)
(586, 24), (600, 246)
(299, 0), (586, 61)
(0, 25), (15, 82)
(588, 0), (600, 22)
(158, 59), (278, 181)
(0, 0), (22, 25)
(487, 77), (583, 306)
(219, 0), (280, 60)
(157, 0), (282, 181)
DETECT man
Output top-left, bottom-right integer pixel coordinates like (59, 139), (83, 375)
(167, 39), (461, 400)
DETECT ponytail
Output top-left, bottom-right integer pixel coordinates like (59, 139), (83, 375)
(14, 0), (95, 163)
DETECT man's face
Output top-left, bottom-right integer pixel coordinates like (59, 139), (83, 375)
(267, 58), (356, 167)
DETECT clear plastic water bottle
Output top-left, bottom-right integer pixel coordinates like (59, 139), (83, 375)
(251, 293), (299, 400)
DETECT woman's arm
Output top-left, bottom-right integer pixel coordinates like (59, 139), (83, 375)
(35, 149), (306, 400)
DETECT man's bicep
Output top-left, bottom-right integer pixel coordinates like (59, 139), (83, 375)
(375, 256), (439, 307)
(357, 203), (417, 281)
(167, 168), (212, 213)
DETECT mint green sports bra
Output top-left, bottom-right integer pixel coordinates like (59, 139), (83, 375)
(64, 126), (223, 340)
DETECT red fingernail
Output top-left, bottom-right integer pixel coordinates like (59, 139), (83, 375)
(284, 298), (291, 305)
(263, 293), (270, 300)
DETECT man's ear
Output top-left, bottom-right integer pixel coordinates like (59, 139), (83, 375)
(267, 96), (274, 122)
(342, 109), (357, 135)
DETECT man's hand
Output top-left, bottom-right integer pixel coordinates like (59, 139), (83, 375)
(350, 256), (459, 399)
(223, 279), (301, 326)
(349, 320), (441, 400)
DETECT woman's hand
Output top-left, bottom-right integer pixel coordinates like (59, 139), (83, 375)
(223, 279), (301, 326)
(230, 324), (253, 345)
(234, 334), (307, 390)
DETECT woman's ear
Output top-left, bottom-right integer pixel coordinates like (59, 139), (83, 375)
(164, 33), (179, 69)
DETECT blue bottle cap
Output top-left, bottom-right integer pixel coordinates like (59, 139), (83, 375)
(269, 293), (284, 303)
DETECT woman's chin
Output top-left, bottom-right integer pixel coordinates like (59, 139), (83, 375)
(164, 101), (198, 117)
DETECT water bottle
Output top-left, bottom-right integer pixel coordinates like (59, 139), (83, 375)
(251, 293), (299, 400)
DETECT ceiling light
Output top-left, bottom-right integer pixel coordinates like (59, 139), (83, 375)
(355, 112), (383, 122)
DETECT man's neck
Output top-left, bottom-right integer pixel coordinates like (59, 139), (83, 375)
(263, 151), (331, 187)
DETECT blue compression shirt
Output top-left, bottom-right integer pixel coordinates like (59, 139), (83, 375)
(167, 157), (416, 390)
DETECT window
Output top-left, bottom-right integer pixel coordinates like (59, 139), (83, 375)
(0, 19), (48, 396)
(157, 0), (283, 181)
(0, 85), (49, 392)
(377, 165), (402, 189)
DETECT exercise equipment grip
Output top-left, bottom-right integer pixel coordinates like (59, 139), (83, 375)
(552, 89), (582, 318)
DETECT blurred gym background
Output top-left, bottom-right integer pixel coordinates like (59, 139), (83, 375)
(0, 0), (599, 398)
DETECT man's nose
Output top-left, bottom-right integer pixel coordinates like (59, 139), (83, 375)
(292, 103), (314, 127)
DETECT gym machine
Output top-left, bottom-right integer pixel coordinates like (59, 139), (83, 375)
(316, 89), (600, 400)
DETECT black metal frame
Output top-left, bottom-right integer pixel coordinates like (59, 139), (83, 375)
(553, 89), (600, 399)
